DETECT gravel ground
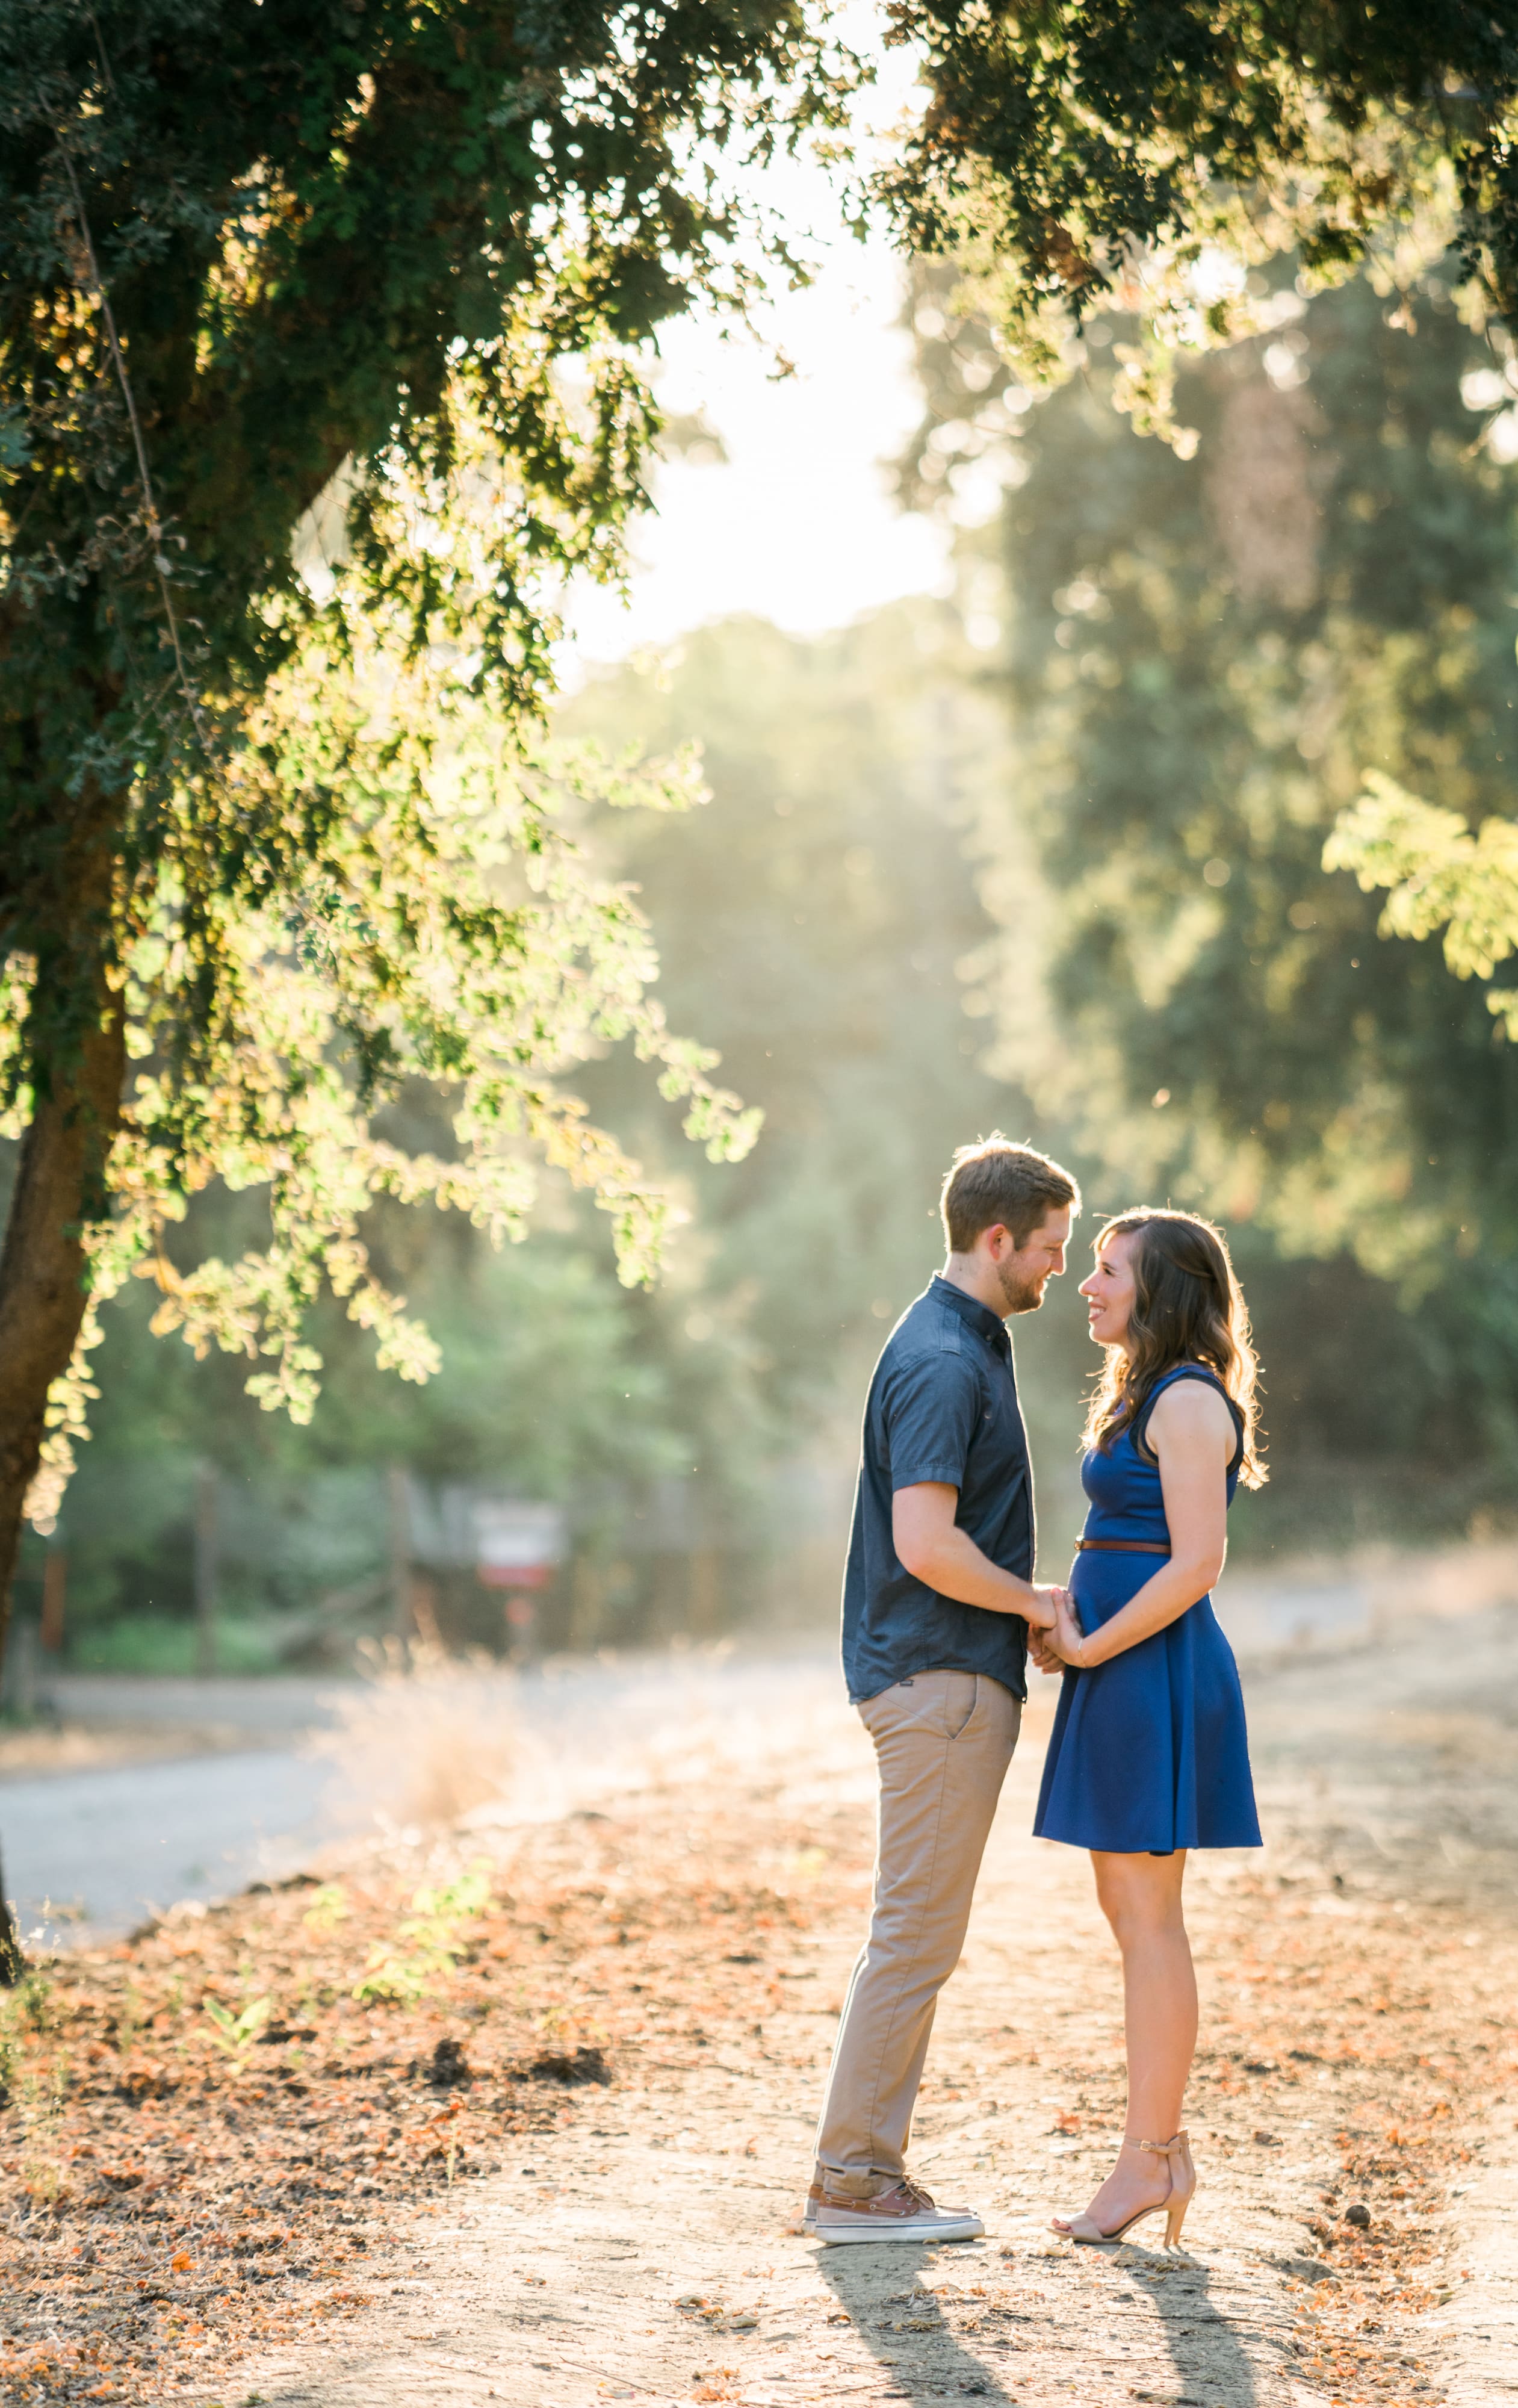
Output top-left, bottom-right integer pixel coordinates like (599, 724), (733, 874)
(232, 1601), (1518, 2408)
(4, 1590), (1518, 2407)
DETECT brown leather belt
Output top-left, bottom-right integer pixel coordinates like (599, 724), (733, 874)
(1074, 1536), (1171, 1554)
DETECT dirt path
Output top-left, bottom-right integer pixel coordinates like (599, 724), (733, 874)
(193, 1607), (1518, 2408)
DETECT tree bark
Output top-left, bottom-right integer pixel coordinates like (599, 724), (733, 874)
(0, 934), (122, 1989)
(0, 959), (125, 1677)
(0, 1839), (23, 1988)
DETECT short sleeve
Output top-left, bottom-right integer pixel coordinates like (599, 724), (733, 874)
(879, 1348), (982, 1492)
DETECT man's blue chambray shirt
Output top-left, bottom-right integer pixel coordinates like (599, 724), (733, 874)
(841, 1273), (1033, 1705)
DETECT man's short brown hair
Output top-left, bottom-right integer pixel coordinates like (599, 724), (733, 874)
(940, 1135), (1080, 1255)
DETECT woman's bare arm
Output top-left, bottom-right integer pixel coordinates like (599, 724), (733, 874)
(1049, 1381), (1234, 1668)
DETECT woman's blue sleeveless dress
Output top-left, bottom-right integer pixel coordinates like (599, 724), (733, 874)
(1033, 1365), (1262, 1854)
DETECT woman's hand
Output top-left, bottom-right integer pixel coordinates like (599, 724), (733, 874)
(1027, 1621), (1063, 1674)
(1049, 1587), (1091, 1669)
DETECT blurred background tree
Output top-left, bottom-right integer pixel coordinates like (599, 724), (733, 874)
(872, 1), (1518, 1538)
(905, 258), (1518, 1536)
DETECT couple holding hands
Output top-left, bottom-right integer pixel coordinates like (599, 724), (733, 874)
(809, 1136), (1263, 2251)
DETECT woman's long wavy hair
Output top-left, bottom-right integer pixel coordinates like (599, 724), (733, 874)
(1082, 1209), (1266, 1489)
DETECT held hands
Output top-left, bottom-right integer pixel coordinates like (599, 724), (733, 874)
(1027, 1622), (1063, 1675)
(1050, 1586), (1090, 1669)
(1026, 1582), (1067, 1632)
(1027, 1586), (1089, 1674)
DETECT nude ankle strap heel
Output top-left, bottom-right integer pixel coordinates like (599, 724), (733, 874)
(1053, 2130), (1195, 2248)
(1129, 2129), (1195, 2248)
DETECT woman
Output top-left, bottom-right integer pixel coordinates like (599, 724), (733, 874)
(1033, 1209), (1264, 2249)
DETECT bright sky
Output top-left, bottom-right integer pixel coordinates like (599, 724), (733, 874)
(559, 61), (950, 671)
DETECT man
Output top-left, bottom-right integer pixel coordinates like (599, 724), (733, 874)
(810, 1134), (1080, 2245)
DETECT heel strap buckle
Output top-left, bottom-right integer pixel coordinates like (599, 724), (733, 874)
(1124, 2130), (1189, 2157)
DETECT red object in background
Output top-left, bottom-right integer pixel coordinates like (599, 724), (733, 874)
(480, 1558), (556, 1592)
(473, 1501), (566, 1592)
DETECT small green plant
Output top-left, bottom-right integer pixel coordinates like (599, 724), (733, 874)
(113, 1985), (144, 2055)
(16, 2049), (70, 2202)
(202, 1995), (272, 2060)
(16, 1969), (54, 2032)
(301, 1884), (350, 1935)
(0, 1996), (19, 2103)
(1, 1972), (55, 2105)
(405, 1863), (493, 1937)
(353, 1862), (494, 2004)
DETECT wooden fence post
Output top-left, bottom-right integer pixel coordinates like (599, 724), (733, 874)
(194, 1463), (218, 1678)
(40, 1548), (66, 1656)
(388, 1466), (413, 1642)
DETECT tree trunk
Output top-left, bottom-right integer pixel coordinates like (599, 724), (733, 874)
(0, 962), (122, 1989)
(0, 1839), (23, 1988)
(0, 969), (125, 1676)
(193, 1461), (218, 1678)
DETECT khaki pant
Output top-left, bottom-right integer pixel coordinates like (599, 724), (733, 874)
(813, 1668), (1021, 2195)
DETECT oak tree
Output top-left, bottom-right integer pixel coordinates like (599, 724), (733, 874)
(0, 0), (853, 1690)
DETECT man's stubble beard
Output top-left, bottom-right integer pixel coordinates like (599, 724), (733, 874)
(997, 1266), (1047, 1317)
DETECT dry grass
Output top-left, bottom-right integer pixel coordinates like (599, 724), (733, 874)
(310, 1641), (864, 1840)
(310, 1640), (522, 1832)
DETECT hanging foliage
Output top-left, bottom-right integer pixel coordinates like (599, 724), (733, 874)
(881, 2), (1518, 450)
(0, 0), (857, 1645)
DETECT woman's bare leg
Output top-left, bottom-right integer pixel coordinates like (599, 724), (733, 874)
(1052, 1850), (1197, 2233)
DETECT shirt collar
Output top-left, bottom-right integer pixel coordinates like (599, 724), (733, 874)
(929, 1273), (1010, 1354)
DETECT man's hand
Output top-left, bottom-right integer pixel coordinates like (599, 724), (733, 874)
(1026, 1585), (1074, 1672)
(1026, 1582), (1068, 1633)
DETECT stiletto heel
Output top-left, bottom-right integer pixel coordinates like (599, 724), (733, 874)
(1053, 2130), (1195, 2248)
(1162, 2130), (1195, 2247)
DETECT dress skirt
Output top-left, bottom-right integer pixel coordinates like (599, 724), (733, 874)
(1032, 1544), (1262, 1854)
